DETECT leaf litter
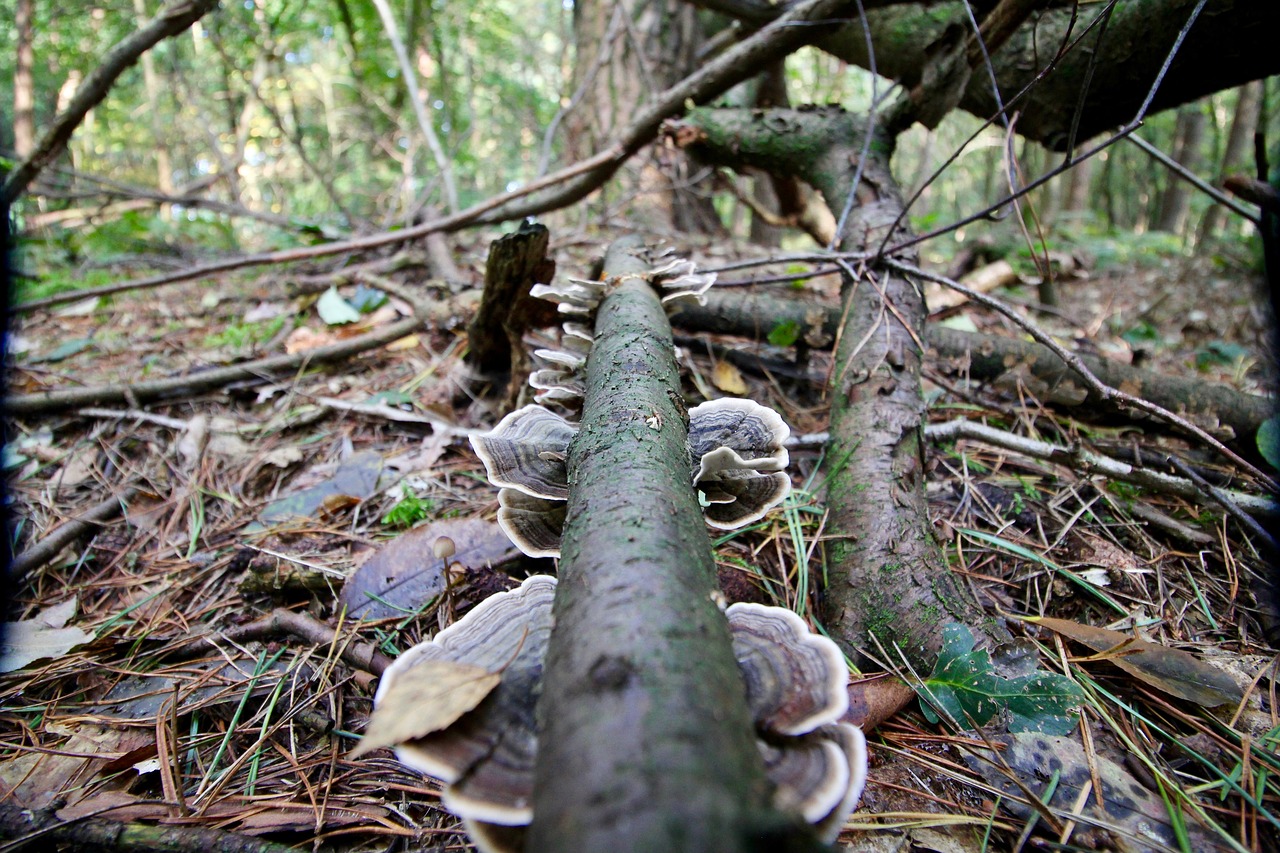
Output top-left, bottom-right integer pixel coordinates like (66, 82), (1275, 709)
(1, 242), (1276, 852)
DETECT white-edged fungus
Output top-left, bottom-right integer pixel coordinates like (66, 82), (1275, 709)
(496, 489), (566, 559)
(727, 602), (866, 844)
(369, 575), (556, 828)
(365, 577), (867, 848)
(689, 399), (792, 529)
(726, 602), (848, 735)
(470, 398), (795, 556)
(469, 405), (575, 500)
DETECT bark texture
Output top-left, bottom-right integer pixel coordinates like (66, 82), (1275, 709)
(529, 238), (819, 852)
(677, 107), (1000, 669)
(717, 0), (1280, 150)
(465, 222), (558, 404)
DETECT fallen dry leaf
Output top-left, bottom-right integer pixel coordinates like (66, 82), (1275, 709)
(0, 599), (93, 673)
(1027, 615), (1243, 707)
(711, 360), (748, 395)
(285, 326), (337, 353)
(352, 659), (500, 757)
(339, 517), (514, 620)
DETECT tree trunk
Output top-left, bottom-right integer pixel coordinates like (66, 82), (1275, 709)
(13, 0), (35, 159)
(132, 0), (176, 208)
(529, 237), (818, 852)
(1156, 102), (1208, 236)
(1200, 81), (1263, 241)
(673, 107), (1004, 670)
(1062, 151), (1096, 228)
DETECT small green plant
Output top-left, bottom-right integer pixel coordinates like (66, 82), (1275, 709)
(382, 490), (435, 528)
(203, 316), (287, 350)
(1194, 340), (1248, 372)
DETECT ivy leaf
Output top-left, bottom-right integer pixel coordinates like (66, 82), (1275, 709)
(920, 623), (1082, 735)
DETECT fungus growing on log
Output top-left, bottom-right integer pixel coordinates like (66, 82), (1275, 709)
(362, 575), (555, 827)
(470, 397), (792, 556)
(360, 576), (866, 852)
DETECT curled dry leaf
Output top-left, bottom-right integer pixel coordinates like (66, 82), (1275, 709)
(1027, 615), (1244, 707)
(350, 659), (501, 758)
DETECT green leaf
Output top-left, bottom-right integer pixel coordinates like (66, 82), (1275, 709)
(351, 284), (389, 314)
(920, 623), (1082, 735)
(1258, 416), (1280, 471)
(767, 320), (802, 347)
(1194, 340), (1247, 371)
(1120, 320), (1160, 347)
(317, 287), (362, 325)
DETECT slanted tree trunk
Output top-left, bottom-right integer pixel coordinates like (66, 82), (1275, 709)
(709, 0), (1280, 151)
(673, 108), (1005, 670)
(529, 237), (819, 852)
(1200, 81), (1263, 241)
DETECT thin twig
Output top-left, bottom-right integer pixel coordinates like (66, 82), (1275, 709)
(1164, 455), (1278, 554)
(175, 609), (394, 677)
(885, 259), (1280, 493)
(10, 487), (138, 578)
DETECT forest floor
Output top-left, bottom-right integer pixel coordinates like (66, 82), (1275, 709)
(2, 229), (1277, 853)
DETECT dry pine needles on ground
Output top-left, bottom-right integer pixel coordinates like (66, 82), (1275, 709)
(2, 239), (1277, 853)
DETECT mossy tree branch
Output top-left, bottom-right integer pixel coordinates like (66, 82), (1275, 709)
(672, 108), (1005, 669)
(529, 237), (822, 852)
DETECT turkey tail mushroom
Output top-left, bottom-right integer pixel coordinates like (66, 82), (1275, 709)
(358, 576), (867, 850)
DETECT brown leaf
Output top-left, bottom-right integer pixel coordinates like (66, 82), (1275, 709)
(339, 517), (514, 620)
(350, 660), (501, 757)
(1028, 615), (1243, 707)
(841, 673), (916, 731)
(711, 361), (748, 395)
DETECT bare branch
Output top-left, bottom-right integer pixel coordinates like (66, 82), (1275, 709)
(1, 0), (221, 206)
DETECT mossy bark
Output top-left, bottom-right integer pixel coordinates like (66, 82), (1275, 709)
(724, 0), (1280, 151)
(678, 108), (1002, 668)
(528, 238), (822, 853)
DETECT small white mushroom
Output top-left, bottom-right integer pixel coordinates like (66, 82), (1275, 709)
(470, 405), (576, 500)
(496, 489), (566, 559)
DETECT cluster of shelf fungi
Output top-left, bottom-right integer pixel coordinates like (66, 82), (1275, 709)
(357, 237), (867, 851)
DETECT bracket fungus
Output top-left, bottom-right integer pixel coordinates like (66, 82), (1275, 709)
(361, 575), (866, 851)
(365, 575), (555, 827)
(470, 396), (792, 557)
(729, 602), (867, 841)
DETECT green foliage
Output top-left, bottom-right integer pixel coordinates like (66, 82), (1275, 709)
(1258, 417), (1280, 471)
(920, 623), (1082, 734)
(767, 320), (802, 347)
(382, 490), (435, 529)
(1120, 319), (1162, 347)
(203, 316), (287, 351)
(1194, 340), (1248, 371)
